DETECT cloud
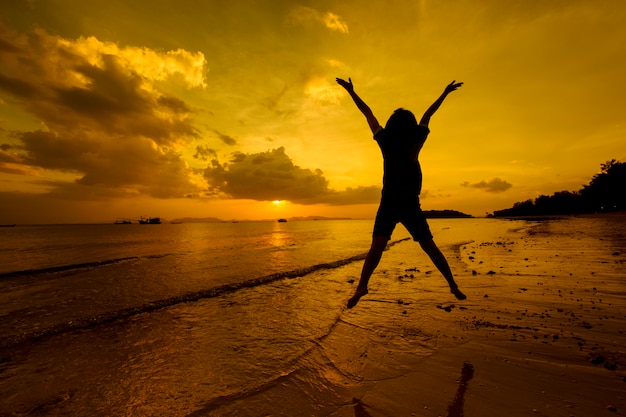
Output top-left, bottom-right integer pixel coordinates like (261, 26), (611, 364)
(323, 12), (350, 34)
(57, 32), (207, 88)
(420, 189), (451, 199)
(193, 145), (217, 161)
(461, 178), (513, 193)
(203, 147), (379, 205)
(287, 6), (349, 34)
(0, 27), (208, 199)
(211, 129), (237, 146)
(304, 76), (344, 105)
(10, 129), (198, 199)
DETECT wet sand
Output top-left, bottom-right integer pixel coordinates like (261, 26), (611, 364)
(329, 215), (626, 417)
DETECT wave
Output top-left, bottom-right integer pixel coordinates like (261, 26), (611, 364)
(0, 256), (141, 280)
(0, 238), (410, 349)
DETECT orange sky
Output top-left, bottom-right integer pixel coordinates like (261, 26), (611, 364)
(1, 0), (625, 223)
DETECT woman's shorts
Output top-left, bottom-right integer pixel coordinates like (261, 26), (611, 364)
(372, 195), (433, 242)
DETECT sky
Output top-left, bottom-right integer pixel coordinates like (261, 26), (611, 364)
(1, 0), (625, 223)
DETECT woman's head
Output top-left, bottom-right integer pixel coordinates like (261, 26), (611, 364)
(385, 108), (419, 141)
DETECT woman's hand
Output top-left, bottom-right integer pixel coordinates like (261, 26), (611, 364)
(444, 80), (464, 94)
(336, 77), (354, 92)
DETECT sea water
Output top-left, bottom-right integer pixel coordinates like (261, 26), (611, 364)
(0, 219), (515, 344)
(1, 217), (623, 416)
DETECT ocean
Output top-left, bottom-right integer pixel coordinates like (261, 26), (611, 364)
(1, 217), (624, 416)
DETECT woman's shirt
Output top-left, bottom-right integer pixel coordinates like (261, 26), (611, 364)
(374, 124), (430, 198)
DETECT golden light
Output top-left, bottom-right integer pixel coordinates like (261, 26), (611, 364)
(272, 200), (285, 206)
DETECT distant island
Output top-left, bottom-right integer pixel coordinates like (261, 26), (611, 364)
(423, 210), (472, 218)
(493, 159), (625, 217)
(170, 212), (472, 223)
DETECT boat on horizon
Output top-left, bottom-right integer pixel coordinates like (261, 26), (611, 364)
(139, 217), (161, 224)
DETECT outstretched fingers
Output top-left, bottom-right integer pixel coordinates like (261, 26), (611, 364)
(445, 80), (464, 93)
(336, 77), (353, 91)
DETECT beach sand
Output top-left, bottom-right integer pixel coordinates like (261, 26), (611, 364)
(1, 216), (624, 416)
(200, 215), (626, 417)
(340, 215), (626, 417)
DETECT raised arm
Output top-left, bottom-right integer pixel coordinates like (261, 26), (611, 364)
(419, 80), (463, 127)
(336, 77), (381, 135)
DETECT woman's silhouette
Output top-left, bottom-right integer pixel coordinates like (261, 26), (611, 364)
(336, 77), (466, 308)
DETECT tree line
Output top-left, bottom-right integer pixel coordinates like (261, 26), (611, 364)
(493, 159), (625, 217)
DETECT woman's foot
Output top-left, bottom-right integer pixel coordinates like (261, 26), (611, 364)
(347, 287), (369, 308)
(450, 286), (467, 300)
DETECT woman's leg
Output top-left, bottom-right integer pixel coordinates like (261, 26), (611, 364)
(347, 236), (388, 308)
(419, 238), (466, 300)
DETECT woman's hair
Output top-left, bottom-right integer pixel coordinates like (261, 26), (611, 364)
(385, 108), (420, 142)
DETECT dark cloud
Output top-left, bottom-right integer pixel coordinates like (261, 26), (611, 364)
(6, 129), (195, 198)
(203, 147), (380, 205)
(0, 73), (38, 97)
(212, 129), (237, 146)
(420, 189), (451, 199)
(203, 147), (328, 201)
(0, 27), (205, 199)
(193, 145), (217, 161)
(461, 177), (512, 193)
(157, 95), (192, 114)
(46, 54), (198, 144)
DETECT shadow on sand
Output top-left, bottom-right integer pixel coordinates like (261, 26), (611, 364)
(446, 362), (474, 417)
(352, 361), (474, 417)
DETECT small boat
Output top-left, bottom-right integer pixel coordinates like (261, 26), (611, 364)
(114, 219), (132, 224)
(139, 217), (161, 224)
(277, 218), (287, 223)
